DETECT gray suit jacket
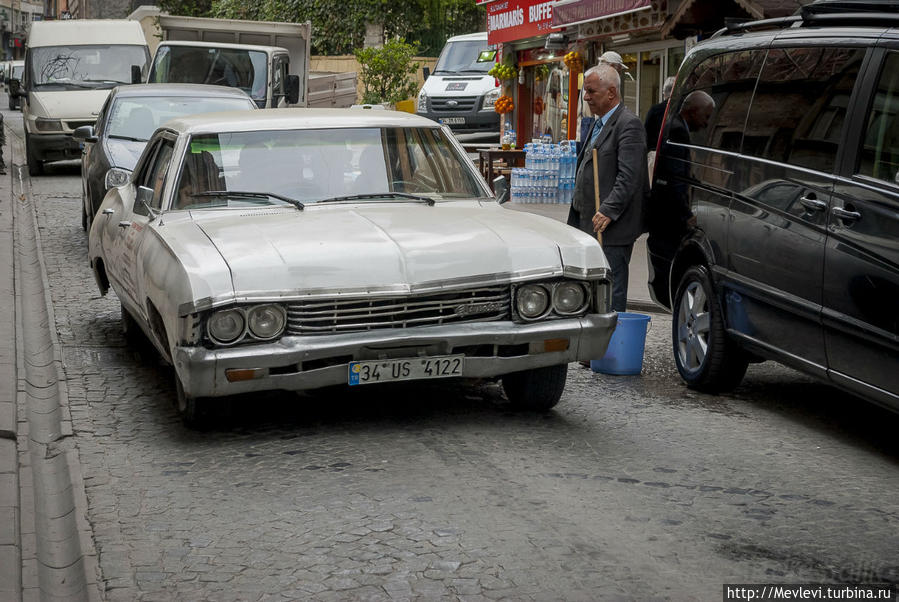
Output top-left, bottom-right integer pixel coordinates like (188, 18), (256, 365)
(567, 105), (649, 247)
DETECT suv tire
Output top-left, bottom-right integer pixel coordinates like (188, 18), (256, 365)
(503, 364), (568, 411)
(672, 265), (748, 392)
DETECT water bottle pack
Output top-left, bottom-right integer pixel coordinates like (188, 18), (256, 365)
(511, 141), (577, 204)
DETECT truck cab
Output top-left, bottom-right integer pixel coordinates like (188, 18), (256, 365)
(147, 41), (299, 108)
(416, 32), (500, 135)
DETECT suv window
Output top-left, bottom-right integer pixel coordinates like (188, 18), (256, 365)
(677, 50), (764, 150)
(742, 47), (864, 173)
(858, 51), (899, 186)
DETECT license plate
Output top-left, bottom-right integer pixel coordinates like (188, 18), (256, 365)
(348, 355), (464, 386)
(440, 117), (465, 125)
(445, 82), (468, 91)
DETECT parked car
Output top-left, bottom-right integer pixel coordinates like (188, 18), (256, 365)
(646, 0), (899, 412)
(87, 108), (616, 427)
(74, 84), (257, 230)
(4, 60), (23, 110)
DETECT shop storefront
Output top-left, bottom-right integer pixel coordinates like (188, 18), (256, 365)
(485, 0), (581, 144)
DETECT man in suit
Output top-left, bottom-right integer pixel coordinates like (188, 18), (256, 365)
(644, 76), (676, 150)
(568, 64), (649, 313)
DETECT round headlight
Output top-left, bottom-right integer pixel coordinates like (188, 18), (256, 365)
(517, 284), (550, 319)
(104, 167), (132, 190)
(207, 308), (245, 344)
(246, 304), (286, 340)
(552, 282), (587, 314)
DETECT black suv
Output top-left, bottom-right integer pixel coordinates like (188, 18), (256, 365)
(647, 0), (899, 412)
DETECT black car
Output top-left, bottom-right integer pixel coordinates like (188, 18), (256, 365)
(646, 0), (899, 412)
(75, 83), (256, 230)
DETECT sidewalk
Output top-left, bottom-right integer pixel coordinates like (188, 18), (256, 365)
(504, 202), (661, 314)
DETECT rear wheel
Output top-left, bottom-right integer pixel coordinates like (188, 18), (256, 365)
(672, 265), (748, 392)
(25, 132), (43, 177)
(502, 364), (568, 411)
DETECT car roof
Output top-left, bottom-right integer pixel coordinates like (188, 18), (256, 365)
(445, 32), (488, 43)
(157, 40), (288, 53)
(110, 83), (255, 99)
(162, 108), (441, 135)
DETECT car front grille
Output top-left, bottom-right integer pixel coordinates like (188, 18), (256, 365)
(285, 286), (511, 335)
(430, 96), (478, 112)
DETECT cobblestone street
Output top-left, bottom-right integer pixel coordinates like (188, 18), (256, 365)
(6, 109), (899, 601)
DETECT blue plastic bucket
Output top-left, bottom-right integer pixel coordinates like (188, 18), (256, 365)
(591, 312), (652, 375)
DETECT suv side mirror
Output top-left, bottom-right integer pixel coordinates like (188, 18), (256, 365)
(286, 74), (300, 105)
(131, 65), (143, 84)
(73, 125), (98, 143)
(136, 185), (153, 209)
(423, 66), (430, 80)
(493, 175), (509, 204)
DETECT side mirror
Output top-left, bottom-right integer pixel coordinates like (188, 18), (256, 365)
(493, 175), (509, 204)
(8, 78), (21, 97)
(131, 65), (143, 84)
(422, 66), (430, 80)
(286, 74), (300, 105)
(136, 185), (153, 208)
(73, 125), (98, 143)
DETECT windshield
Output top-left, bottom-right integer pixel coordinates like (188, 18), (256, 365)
(150, 46), (268, 101)
(173, 127), (488, 210)
(29, 45), (149, 89)
(434, 40), (494, 74)
(106, 96), (255, 142)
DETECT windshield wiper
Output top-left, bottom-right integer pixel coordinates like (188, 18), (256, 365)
(80, 79), (127, 85)
(108, 134), (146, 142)
(196, 190), (304, 210)
(317, 192), (435, 206)
(37, 81), (94, 89)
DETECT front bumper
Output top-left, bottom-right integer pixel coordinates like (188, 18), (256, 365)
(174, 314), (617, 398)
(28, 132), (83, 163)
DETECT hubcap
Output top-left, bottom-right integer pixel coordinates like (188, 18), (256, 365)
(676, 281), (711, 372)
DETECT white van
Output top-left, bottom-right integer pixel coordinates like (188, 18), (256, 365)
(416, 32), (500, 135)
(16, 20), (150, 176)
(147, 41), (299, 109)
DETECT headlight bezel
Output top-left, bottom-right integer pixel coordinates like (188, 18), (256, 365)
(205, 303), (287, 346)
(35, 117), (64, 132)
(481, 88), (501, 111)
(514, 279), (594, 322)
(104, 167), (132, 190)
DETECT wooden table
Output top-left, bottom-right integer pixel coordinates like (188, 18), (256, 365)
(478, 149), (526, 192)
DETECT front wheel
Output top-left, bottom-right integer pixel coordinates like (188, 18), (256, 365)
(175, 376), (213, 430)
(502, 364), (568, 411)
(672, 265), (748, 392)
(25, 133), (43, 177)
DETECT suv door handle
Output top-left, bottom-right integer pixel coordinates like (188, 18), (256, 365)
(799, 196), (826, 212)
(102, 208), (114, 215)
(831, 206), (861, 222)
(117, 221), (132, 229)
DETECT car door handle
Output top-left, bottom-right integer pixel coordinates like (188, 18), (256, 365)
(799, 196), (826, 212)
(117, 221), (132, 229)
(102, 208), (114, 215)
(831, 207), (861, 222)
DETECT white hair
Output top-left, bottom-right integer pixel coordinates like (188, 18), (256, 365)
(584, 63), (620, 93)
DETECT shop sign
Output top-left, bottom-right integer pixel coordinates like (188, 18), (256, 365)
(552, 0), (650, 28)
(486, 0), (555, 45)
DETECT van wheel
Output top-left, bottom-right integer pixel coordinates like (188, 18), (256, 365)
(672, 266), (748, 392)
(502, 364), (568, 411)
(25, 133), (43, 176)
(175, 376), (213, 430)
(8, 96), (15, 110)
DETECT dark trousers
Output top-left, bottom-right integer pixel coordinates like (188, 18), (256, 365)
(603, 244), (633, 313)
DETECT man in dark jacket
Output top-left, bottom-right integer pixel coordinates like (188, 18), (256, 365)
(567, 64), (649, 313)
(644, 76), (676, 150)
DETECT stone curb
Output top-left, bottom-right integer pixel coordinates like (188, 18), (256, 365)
(6, 128), (100, 602)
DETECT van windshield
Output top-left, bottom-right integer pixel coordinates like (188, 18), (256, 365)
(150, 46), (268, 102)
(29, 45), (148, 89)
(433, 40), (494, 74)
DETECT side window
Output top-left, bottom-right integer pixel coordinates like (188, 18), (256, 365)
(94, 95), (113, 137)
(742, 46), (865, 173)
(273, 56), (287, 97)
(672, 50), (763, 150)
(135, 139), (175, 213)
(858, 51), (899, 185)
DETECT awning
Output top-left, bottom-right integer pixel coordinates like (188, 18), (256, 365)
(552, 0), (651, 29)
(660, 0), (766, 38)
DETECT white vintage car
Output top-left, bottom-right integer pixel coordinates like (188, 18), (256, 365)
(88, 108), (616, 427)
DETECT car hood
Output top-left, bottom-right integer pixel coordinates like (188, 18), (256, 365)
(105, 138), (147, 171)
(28, 89), (111, 121)
(185, 202), (607, 296)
